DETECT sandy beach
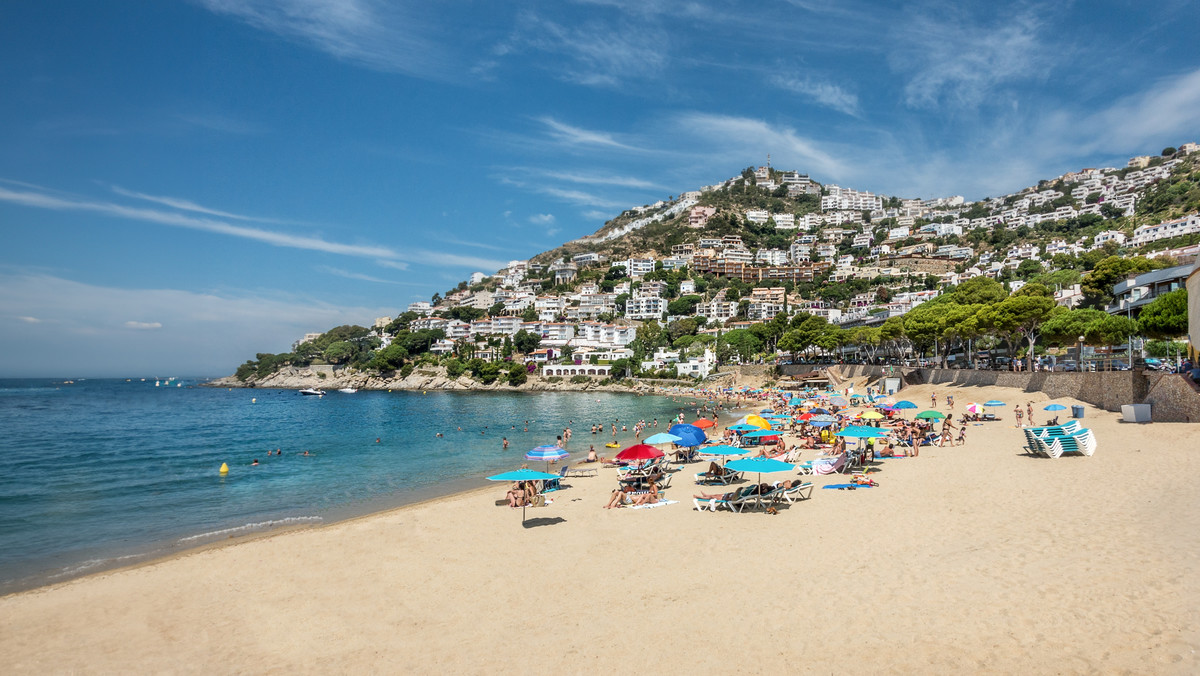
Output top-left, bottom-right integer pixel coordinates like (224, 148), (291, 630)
(2, 380), (1198, 674)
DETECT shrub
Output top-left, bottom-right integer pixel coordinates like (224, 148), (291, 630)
(400, 364), (415, 378)
(545, 376), (563, 383)
(570, 375), (591, 384)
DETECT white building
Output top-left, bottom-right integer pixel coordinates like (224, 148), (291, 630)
(1131, 214), (1200, 247)
(624, 295), (666, 320)
(745, 209), (770, 224)
(407, 301), (434, 316)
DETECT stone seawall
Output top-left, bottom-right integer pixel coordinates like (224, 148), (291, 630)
(779, 364), (1199, 423)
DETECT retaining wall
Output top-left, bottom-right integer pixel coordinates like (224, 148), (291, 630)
(779, 364), (1198, 422)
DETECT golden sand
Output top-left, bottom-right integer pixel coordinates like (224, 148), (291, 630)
(2, 381), (1198, 674)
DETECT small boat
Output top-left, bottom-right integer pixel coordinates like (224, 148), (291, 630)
(299, 388), (326, 396)
(337, 388), (358, 394)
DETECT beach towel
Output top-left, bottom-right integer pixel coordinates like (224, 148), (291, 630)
(822, 483), (874, 490)
(631, 499), (678, 510)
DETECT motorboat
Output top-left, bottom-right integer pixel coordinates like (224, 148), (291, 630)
(337, 388), (358, 394)
(299, 388), (326, 396)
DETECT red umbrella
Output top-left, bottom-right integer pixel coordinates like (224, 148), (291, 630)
(615, 444), (664, 461)
(691, 419), (716, 429)
(798, 412), (815, 421)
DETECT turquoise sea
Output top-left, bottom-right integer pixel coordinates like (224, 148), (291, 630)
(0, 378), (704, 594)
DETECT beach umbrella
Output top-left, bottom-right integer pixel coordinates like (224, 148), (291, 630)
(916, 410), (946, 420)
(668, 423), (708, 448)
(728, 423), (760, 432)
(524, 445), (568, 471)
(829, 397), (849, 408)
(797, 412), (815, 421)
(809, 420), (834, 427)
(700, 444), (747, 466)
(741, 429), (781, 438)
(984, 400), (1005, 407)
(788, 398), (804, 406)
(810, 414), (838, 423)
(1043, 404), (1067, 411)
(643, 432), (682, 445)
(724, 457), (797, 503)
(836, 426), (890, 438)
(742, 414), (772, 429)
(893, 400), (918, 409)
(487, 468), (561, 524)
(810, 407), (831, 415)
(615, 444), (664, 461)
(859, 411), (884, 420)
(760, 408), (774, 414)
(690, 419), (716, 429)
(965, 403), (983, 414)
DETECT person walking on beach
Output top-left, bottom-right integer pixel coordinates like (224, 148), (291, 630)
(947, 394), (954, 410)
(1014, 405), (1024, 428)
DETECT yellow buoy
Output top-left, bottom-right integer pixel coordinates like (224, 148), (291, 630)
(252, 398), (256, 403)
(219, 463), (229, 475)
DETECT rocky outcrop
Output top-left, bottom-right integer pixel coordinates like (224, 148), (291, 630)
(205, 365), (690, 393)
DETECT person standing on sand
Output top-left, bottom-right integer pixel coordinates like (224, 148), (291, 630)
(1014, 405), (1024, 428)
(947, 394), (954, 410)
(1026, 403), (1033, 423)
(931, 392), (937, 407)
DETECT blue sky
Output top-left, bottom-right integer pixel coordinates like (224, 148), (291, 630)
(2, 0), (1198, 377)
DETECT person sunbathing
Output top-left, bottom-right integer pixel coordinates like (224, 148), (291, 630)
(505, 482), (526, 508)
(631, 482), (660, 506)
(603, 486), (634, 509)
(703, 461), (732, 477)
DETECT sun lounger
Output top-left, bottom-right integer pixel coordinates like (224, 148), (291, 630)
(693, 469), (743, 485)
(775, 482), (814, 503)
(1028, 428), (1096, 458)
(812, 453), (847, 475)
(563, 465), (597, 478)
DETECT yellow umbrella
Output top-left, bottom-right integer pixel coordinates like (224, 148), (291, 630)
(859, 411), (884, 420)
(744, 414), (772, 430)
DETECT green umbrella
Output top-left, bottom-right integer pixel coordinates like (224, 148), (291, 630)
(915, 410), (946, 420)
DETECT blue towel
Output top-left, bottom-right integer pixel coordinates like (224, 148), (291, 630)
(822, 483), (859, 489)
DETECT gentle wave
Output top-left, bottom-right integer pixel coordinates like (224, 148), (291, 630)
(49, 552), (149, 580)
(175, 516), (324, 544)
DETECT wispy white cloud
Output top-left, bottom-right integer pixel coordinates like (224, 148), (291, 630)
(176, 112), (266, 135)
(108, 185), (292, 224)
(890, 7), (1048, 109)
(770, 75), (860, 116)
(0, 183), (509, 271)
(670, 113), (848, 180)
(582, 210), (611, 221)
(16, 316), (42, 324)
(317, 265), (405, 285)
(0, 184), (397, 258)
(528, 213), (556, 225)
(374, 259), (410, 271)
(0, 271), (399, 376)
(499, 11), (667, 87)
(196, 0), (450, 78)
(552, 171), (665, 190)
(537, 117), (640, 151)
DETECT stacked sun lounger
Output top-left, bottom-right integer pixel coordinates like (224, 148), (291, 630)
(1023, 422), (1097, 458)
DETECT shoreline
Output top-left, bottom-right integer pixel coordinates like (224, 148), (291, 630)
(3, 379), (1198, 672)
(3, 387), (721, 598)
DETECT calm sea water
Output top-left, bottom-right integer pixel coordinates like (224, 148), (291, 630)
(0, 378), (702, 593)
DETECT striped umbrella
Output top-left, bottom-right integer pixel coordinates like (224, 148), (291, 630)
(525, 445), (568, 471)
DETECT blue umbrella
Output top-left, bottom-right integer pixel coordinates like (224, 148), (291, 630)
(487, 468), (561, 523)
(1043, 404), (1067, 411)
(984, 400), (1005, 407)
(643, 432), (683, 445)
(668, 423), (707, 448)
(699, 444), (746, 466)
(788, 398), (804, 406)
(836, 426), (890, 438)
(809, 420), (834, 427)
(760, 408), (774, 414)
(728, 424), (760, 432)
(810, 407), (831, 414)
(893, 401), (918, 409)
(724, 457), (797, 500)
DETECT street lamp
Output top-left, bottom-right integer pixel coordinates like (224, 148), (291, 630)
(1078, 335), (1085, 372)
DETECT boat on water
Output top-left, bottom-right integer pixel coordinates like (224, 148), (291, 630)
(337, 388), (358, 394)
(299, 388), (326, 396)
